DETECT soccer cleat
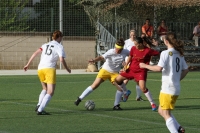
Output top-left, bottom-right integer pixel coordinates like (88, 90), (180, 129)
(37, 110), (50, 115)
(35, 105), (40, 112)
(113, 104), (123, 110)
(178, 126), (185, 133)
(151, 104), (157, 111)
(136, 96), (144, 101)
(123, 90), (131, 102)
(74, 97), (81, 106)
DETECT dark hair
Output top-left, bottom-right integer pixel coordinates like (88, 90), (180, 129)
(141, 35), (155, 48)
(165, 32), (184, 56)
(161, 19), (166, 23)
(116, 38), (125, 46)
(146, 18), (150, 21)
(52, 30), (63, 40)
(135, 37), (145, 50)
(135, 37), (143, 44)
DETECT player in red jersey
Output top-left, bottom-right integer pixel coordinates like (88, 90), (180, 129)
(115, 37), (160, 111)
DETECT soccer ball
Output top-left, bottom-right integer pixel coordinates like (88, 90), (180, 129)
(85, 100), (95, 111)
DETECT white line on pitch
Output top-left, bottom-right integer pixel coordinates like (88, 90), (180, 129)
(3, 101), (200, 131)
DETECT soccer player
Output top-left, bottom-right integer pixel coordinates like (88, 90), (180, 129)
(140, 32), (188, 133)
(23, 30), (71, 115)
(74, 38), (131, 110)
(123, 29), (144, 101)
(115, 37), (160, 111)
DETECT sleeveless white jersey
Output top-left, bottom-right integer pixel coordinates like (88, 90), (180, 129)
(124, 39), (135, 51)
(102, 49), (129, 73)
(38, 40), (66, 70)
(157, 48), (188, 95)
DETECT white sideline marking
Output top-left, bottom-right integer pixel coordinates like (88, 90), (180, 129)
(2, 101), (200, 131)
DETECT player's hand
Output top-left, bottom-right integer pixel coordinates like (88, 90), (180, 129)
(88, 59), (94, 63)
(67, 68), (71, 73)
(139, 63), (146, 68)
(122, 61), (126, 66)
(23, 65), (28, 71)
(123, 65), (128, 72)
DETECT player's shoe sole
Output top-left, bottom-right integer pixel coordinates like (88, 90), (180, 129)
(151, 104), (157, 111)
(178, 126), (185, 133)
(113, 104), (123, 110)
(123, 90), (131, 102)
(37, 110), (50, 115)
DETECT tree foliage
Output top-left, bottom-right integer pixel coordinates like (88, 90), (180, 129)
(30, 0), (94, 36)
(0, 0), (30, 31)
(80, 0), (200, 23)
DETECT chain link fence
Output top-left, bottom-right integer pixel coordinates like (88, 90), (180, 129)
(0, 0), (200, 70)
(0, 0), (95, 70)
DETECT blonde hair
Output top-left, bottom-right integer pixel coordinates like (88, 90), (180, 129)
(130, 29), (136, 33)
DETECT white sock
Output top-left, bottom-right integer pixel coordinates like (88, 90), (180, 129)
(37, 90), (47, 106)
(114, 90), (123, 106)
(79, 86), (93, 100)
(119, 83), (128, 94)
(144, 89), (154, 105)
(136, 85), (141, 98)
(38, 94), (51, 112)
(166, 117), (179, 133)
(171, 114), (180, 129)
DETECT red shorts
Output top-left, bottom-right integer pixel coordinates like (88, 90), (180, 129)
(120, 69), (147, 82)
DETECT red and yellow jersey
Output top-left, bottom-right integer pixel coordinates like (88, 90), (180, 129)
(129, 46), (159, 72)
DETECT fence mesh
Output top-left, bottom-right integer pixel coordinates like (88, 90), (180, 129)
(0, 0), (95, 70)
(0, 0), (200, 70)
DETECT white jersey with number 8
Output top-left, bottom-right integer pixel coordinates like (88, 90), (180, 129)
(157, 48), (188, 95)
(38, 40), (66, 70)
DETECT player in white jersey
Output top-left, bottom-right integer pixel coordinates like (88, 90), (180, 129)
(74, 38), (131, 110)
(123, 29), (143, 101)
(23, 30), (71, 115)
(140, 32), (188, 133)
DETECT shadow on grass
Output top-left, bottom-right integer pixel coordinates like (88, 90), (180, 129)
(178, 97), (200, 100)
(67, 127), (166, 133)
(175, 105), (200, 110)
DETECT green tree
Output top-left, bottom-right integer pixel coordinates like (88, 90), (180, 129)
(0, 0), (30, 31)
(30, 0), (94, 36)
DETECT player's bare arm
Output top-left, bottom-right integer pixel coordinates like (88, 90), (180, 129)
(88, 56), (104, 63)
(23, 49), (42, 71)
(60, 57), (71, 73)
(139, 63), (162, 72)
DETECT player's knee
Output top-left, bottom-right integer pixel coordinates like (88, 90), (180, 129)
(115, 78), (123, 85)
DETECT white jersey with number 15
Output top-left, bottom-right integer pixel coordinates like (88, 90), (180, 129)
(38, 40), (66, 70)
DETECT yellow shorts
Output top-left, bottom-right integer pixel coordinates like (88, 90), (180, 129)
(97, 69), (119, 83)
(159, 92), (178, 110)
(38, 68), (56, 84)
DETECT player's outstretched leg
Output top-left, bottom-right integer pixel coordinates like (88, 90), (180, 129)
(74, 86), (93, 106)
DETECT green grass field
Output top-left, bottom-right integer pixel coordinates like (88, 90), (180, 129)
(0, 72), (200, 133)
